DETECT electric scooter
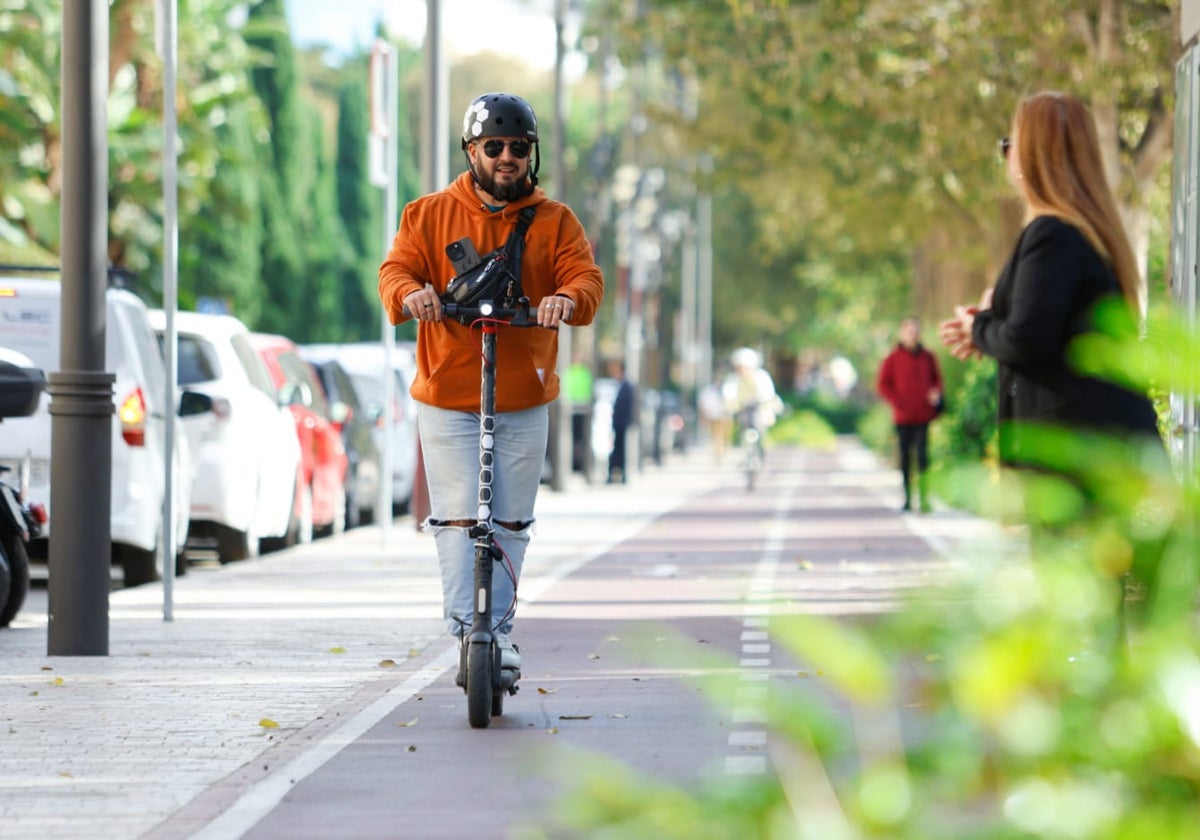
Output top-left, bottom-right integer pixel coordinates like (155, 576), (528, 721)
(406, 289), (544, 728)
(445, 296), (542, 728)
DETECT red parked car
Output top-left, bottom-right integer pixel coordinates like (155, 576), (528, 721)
(250, 333), (349, 540)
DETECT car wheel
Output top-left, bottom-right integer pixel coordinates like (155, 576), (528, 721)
(0, 546), (13, 627)
(345, 467), (361, 530)
(0, 535), (29, 627)
(215, 525), (254, 564)
(116, 543), (158, 587)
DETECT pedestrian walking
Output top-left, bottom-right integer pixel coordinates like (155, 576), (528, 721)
(877, 317), (943, 513)
(606, 359), (635, 484)
(378, 91), (604, 672)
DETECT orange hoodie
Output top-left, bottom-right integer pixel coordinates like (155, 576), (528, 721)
(379, 172), (604, 413)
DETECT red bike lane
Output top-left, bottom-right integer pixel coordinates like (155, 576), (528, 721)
(224, 445), (960, 839)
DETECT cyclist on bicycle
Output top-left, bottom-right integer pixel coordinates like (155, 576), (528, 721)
(722, 346), (781, 436)
(378, 92), (604, 672)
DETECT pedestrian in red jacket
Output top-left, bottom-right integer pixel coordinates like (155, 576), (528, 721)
(877, 317), (944, 512)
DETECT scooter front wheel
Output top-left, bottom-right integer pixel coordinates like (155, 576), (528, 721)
(466, 641), (493, 729)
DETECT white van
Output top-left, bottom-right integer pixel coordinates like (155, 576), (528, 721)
(0, 271), (192, 586)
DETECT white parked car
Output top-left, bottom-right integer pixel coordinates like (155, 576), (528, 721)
(0, 271), (193, 586)
(299, 342), (418, 514)
(149, 310), (301, 563)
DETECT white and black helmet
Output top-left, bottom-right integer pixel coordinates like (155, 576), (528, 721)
(461, 92), (539, 147)
(460, 92), (541, 189)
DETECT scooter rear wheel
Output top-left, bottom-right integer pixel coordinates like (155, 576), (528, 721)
(466, 642), (493, 729)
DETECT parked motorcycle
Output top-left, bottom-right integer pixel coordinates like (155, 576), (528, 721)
(1, 351), (48, 627)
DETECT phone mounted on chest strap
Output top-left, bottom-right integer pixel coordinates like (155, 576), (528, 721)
(442, 206), (537, 308)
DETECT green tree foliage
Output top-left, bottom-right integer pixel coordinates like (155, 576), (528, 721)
(0, 0), (274, 308)
(588, 0), (1176, 372)
(334, 63), (383, 341)
(245, 0), (309, 333)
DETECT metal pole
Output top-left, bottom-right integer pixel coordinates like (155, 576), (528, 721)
(697, 154), (714, 390)
(550, 0), (571, 491)
(422, 0), (448, 193)
(50, 0), (113, 656)
(159, 0), (179, 621)
(380, 39), (398, 543)
(409, 0), (447, 531)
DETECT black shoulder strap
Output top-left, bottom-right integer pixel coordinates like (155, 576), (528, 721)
(503, 205), (537, 287)
(506, 206), (537, 254)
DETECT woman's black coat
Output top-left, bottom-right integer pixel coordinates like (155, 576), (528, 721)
(972, 215), (1157, 464)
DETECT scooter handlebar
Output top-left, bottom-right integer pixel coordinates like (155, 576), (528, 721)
(401, 299), (549, 328)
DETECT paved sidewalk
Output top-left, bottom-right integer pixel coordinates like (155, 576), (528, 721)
(0, 438), (1004, 839)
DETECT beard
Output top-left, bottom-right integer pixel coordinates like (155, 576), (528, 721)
(472, 163), (533, 202)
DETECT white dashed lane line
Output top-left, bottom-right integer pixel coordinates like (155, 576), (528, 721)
(725, 463), (798, 777)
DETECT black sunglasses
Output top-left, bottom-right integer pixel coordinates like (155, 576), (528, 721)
(480, 139), (531, 160)
(998, 137), (1011, 160)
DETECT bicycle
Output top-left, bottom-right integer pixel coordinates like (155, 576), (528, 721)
(736, 405), (765, 491)
(407, 293), (543, 728)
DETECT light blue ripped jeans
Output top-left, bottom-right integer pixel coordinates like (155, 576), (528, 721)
(418, 402), (549, 637)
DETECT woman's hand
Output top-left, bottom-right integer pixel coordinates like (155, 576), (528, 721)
(939, 306), (981, 361)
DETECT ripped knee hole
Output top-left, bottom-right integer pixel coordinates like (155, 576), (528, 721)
(429, 518), (532, 531)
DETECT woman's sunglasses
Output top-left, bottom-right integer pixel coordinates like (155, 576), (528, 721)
(480, 139), (531, 159)
(998, 137), (1011, 160)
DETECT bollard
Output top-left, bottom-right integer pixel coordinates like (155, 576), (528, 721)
(47, 370), (114, 656)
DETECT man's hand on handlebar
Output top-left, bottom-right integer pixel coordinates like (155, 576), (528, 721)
(536, 295), (574, 328)
(404, 287), (442, 322)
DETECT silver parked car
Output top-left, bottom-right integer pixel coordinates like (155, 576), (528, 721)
(299, 342), (418, 514)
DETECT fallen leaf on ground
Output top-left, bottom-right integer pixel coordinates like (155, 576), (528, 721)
(546, 727), (559, 734)
(395, 718), (418, 728)
(408, 648), (421, 658)
(536, 687), (559, 695)
(52, 677), (64, 686)
(406, 745), (417, 752)
(798, 560), (814, 570)
(379, 659), (397, 668)
(328, 647), (347, 655)
(58, 772), (72, 778)
(259, 718), (280, 729)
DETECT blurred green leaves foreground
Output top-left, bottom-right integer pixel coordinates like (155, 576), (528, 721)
(529, 305), (1200, 840)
